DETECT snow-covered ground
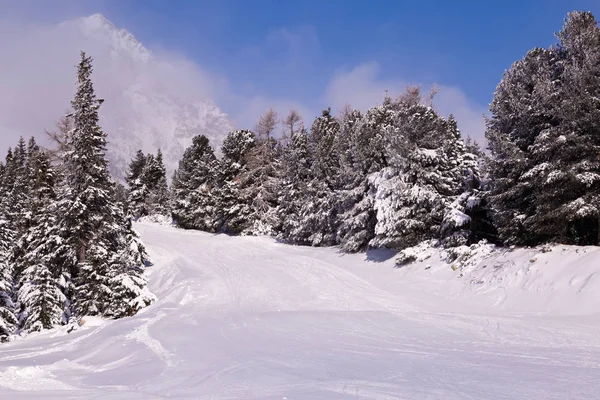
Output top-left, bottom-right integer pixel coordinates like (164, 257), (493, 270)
(1, 222), (600, 399)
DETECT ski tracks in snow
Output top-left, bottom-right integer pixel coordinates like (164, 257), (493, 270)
(0, 222), (600, 399)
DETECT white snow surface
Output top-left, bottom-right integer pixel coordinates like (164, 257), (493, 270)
(1, 222), (600, 399)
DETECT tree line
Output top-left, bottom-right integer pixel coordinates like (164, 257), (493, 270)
(150, 11), (600, 252)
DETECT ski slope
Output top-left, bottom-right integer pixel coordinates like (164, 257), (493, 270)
(1, 222), (600, 399)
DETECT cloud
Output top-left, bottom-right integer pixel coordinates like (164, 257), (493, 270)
(324, 62), (488, 144)
(0, 11), (487, 161)
(324, 62), (401, 113)
(433, 86), (488, 145)
(0, 14), (319, 155)
(0, 13), (224, 155)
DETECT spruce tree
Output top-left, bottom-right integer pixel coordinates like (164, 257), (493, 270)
(370, 92), (468, 250)
(336, 105), (388, 252)
(282, 109), (341, 246)
(107, 218), (154, 318)
(241, 134), (281, 235)
(62, 52), (152, 317)
(0, 218), (17, 341)
(486, 47), (560, 245)
(213, 130), (256, 234)
(171, 135), (218, 231)
(17, 148), (68, 332)
(528, 12), (600, 245)
(11, 138), (46, 277)
(276, 127), (311, 240)
(487, 11), (600, 245)
(439, 131), (497, 247)
(144, 150), (170, 216)
(126, 150), (148, 219)
(6, 137), (30, 237)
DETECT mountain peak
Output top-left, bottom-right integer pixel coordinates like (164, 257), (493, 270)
(82, 13), (113, 29)
(65, 14), (232, 179)
(75, 14), (151, 63)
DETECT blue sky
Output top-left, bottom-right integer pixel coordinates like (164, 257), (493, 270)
(1, 0), (599, 145)
(91, 0), (599, 105)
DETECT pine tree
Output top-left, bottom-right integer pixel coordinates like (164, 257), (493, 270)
(486, 47), (560, 245)
(107, 218), (154, 318)
(11, 138), (47, 277)
(0, 218), (17, 341)
(276, 127), (311, 239)
(171, 135), (218, 231)
(213, 130), (256, 234)
(6, 137), (30, 236)
(370, 92), (468, 250)
(528, 12), (600, 245)
(126, 150), (148, 219)
(336, 105), (388, 252)
(114, 181), (129, 215)
(17, 148), (68, 332)
(281, 109), (342, 246)
(440, 134), (497, 247)
(487, 11), (600, 245)
(239, 118), (281, 235)
(144, 149), (170, 216)
(62, 52), (152, 317)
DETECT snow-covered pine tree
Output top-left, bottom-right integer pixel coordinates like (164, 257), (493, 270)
(126, 149), (149, 219)
(239, 111), (282, 235)
(308, 108), (342, 186)
(0, 149), (15, 214)
(16, 147), (69, 332)
(114, 181), (129, 215)
(336, 104), (389, 252)
(439, 125), (497, 247)
(276, 126), (311, 239)
(336, 178), (377, 252)
(486, 46), (560, 245)
(171, 135), (218, 231)
(487, 11), (600, 246)
(370, 90), (467, 250)
(11, 138), (48, 276)
(62, 52), (152, 318)
(213, 130), (256, 234)
(0, 217), (17, 341)
(527, 12), (600, 245)
(107, 217), (154, 318)
(6, 137), (30, 237)
(297, 109), (341, 245)
(277, 109), (342, 246)
(143, 149), (170, 216)
(125, 149), (170, 219)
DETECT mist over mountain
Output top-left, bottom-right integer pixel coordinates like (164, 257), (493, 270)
(0, 13), (233, 179)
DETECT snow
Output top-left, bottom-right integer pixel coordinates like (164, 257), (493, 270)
(78, 316), (106, 328)
(1, 222), (600, 398)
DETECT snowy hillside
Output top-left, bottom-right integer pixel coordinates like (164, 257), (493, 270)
(0, 222), (599, 399)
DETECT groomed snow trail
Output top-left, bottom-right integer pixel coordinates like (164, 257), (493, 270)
(1, 222), (600, 399)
